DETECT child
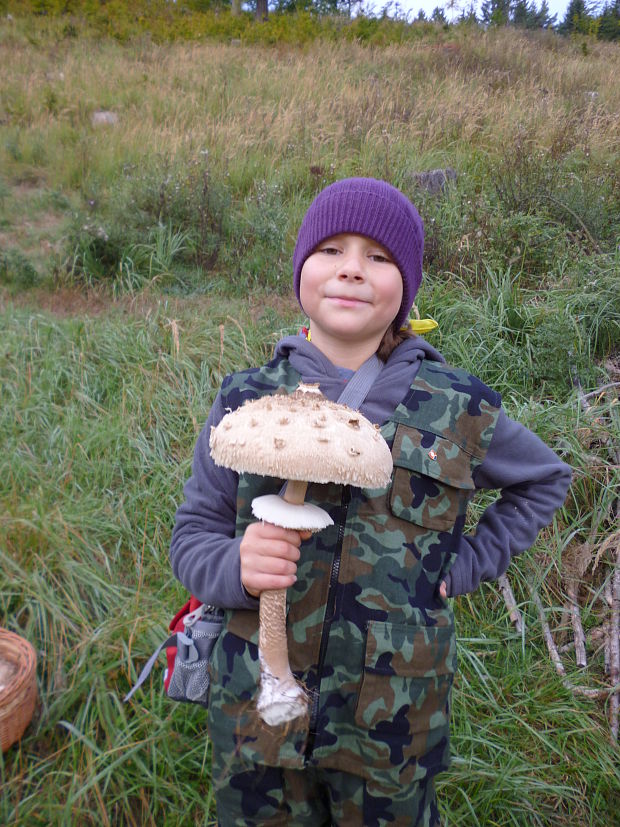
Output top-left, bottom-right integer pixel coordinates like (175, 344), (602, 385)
(170, 178), (572, 827)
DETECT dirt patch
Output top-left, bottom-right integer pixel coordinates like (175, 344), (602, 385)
(1, 178), (71, 271)
(0, 285), (111, 317)
(0, 284), (300, 322)
(12, 181), (48, 199)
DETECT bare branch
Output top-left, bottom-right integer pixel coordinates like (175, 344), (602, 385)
(566, 580), (587, 668)
(610, 548), (620, 743)
(558, 624), (607, 653)
(498, 573), (524, 634)
(581, 381), (620, 401)
(529, 585), (616, 700)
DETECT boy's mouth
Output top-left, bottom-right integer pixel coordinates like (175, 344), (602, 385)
(327, 294), (370, 307)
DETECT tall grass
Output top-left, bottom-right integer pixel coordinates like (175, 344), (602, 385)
(1, 282), (618, 824)
(0, 300), (284, 825)
(1, 13), (619, 826)
(1, 22), (619, 297)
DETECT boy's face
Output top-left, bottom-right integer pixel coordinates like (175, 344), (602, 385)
(299, 233), (403, 352)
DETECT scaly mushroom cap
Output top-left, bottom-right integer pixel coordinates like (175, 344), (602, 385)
(209, 384), (393, 488)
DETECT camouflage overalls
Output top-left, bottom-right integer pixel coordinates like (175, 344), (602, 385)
(207, 355), (501, 827)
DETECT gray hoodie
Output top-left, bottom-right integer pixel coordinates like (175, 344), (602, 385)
(170, 335), (571, 605)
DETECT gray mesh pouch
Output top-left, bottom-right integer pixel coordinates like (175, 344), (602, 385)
(166, 618), (222, 706)
(124, 606), (223, 708)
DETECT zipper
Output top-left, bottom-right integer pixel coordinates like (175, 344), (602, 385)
(305, 485), (351, 760)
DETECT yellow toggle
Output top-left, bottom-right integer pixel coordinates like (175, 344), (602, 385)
(405, 317), (439, 334)
(302, 317), (438, 342)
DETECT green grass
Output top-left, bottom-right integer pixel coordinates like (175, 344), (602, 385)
(1, 285), (618, 824)
(0, 299), (290, 825)
(1, 11), (619, 826)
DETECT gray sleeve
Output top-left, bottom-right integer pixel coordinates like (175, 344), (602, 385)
(169, 392), (259, 610)
(444, 409), (572, 597)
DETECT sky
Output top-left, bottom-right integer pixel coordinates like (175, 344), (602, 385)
(367, 0), (570, 22)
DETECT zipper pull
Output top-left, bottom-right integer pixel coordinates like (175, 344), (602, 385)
(183, 604), (207, 628)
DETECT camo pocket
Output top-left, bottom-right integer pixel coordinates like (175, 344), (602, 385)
(207, 623), (308, 769)
(354, 615), (456, 770)
(389, 424), (476, 530)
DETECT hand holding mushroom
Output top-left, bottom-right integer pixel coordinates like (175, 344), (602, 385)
(239, 521), (306, 598)
(209, 383), (393, 726)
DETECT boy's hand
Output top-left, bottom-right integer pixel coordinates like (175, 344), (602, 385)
(439, 580), (447, 599)
(240, 521), (311, 598)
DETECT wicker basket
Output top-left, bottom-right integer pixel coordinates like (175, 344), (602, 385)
(0, 628), (38, 752)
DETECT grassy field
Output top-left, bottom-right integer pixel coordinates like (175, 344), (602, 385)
(1, 12), (620, 826)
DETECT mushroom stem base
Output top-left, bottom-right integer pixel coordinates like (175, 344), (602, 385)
(257, 655), (308, 726)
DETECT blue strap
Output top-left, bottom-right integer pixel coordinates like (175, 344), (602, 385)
(123, 633), (179, 703)
(335, 353), (384, 409)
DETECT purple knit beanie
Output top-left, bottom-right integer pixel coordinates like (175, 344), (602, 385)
(293, 178), (424, 330)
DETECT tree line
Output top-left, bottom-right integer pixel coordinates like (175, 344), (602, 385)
(224, 0), (619, 40)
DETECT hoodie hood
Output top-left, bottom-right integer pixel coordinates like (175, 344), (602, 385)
(273, 334), (445, 427)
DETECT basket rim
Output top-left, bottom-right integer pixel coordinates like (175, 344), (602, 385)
(0, 628), (37, 706)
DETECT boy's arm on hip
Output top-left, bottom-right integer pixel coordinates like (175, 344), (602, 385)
(445, 410), (572, 597)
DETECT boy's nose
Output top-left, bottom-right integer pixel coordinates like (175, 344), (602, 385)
(336, 253), (365, 281)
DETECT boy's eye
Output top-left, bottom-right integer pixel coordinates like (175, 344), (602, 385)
(319, 246), (340, 255)
(370, 253), (391, 263)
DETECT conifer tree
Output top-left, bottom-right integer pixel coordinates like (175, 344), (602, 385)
(558, 0), (590, 33)
(480, 0), (511, 26)
(598, 0), (620, 39)
(534, 0), (557, 28)
(511, 0), (530, 27)
(459, 1), (478, 22)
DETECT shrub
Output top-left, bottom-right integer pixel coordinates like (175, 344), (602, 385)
(0, 249), (40, 290)
(66, 155), (230, 289)
(221, 179), (293, 292)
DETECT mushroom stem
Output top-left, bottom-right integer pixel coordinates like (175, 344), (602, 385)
(256, 478), (310, 725)
(283, 479), (309, 506)
(258, 590), (291, 682)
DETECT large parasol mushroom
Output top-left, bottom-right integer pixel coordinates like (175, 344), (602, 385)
(209, 383), (393, 726)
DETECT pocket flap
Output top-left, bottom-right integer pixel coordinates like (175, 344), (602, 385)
(392, 425), (476, 491)
(365, 618), (456, 677)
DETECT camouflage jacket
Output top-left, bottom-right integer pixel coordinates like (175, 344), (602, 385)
(207, 355), (501, 787)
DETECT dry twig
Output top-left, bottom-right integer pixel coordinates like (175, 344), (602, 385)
(581, 381), (620, 401)
(498, 573), (524, 634)
(566, 579), (587, 667)
(604, 583), (613, 676)
(558, 624), (607, 654)
(610, 547), (619, 742)
(529, 585), (615, 700)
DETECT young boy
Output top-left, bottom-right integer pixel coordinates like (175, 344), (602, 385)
(170, 178), (572, 826)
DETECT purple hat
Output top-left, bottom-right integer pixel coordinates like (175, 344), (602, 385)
(293, 178), (424, 330)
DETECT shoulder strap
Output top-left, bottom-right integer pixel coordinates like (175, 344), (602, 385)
(335, 353), (384, 409)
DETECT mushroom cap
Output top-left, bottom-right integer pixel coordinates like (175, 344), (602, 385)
(209, 384), (393, 488)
